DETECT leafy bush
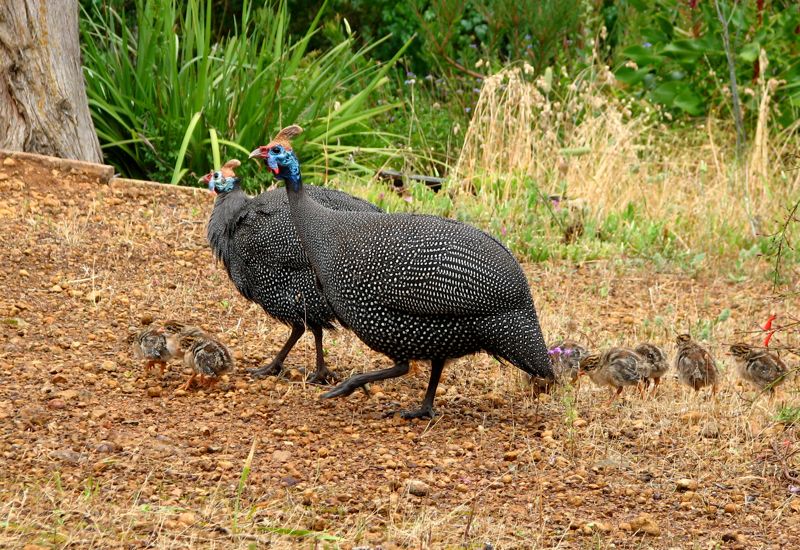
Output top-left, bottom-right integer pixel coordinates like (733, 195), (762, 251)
(613, 0), (800, 124)
(80, 0), (407, 187)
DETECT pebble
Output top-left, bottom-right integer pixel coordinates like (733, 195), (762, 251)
(629, 513), (660, 536)
(677, 478), (698, 491)
(177, 512), (196, 526)
(146, 385), (163, 397)
(406, 479), (430, 497)
(572, 418), (587, 428)
(272, 450), (292, 463)
(47, 398), (67, 410)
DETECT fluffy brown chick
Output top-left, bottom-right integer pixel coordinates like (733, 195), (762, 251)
(179, 327), (234, 391)
(132, 320), (186, 376)
(548, 339), (589, 384)
(674, 334), (718, 395)
(730, 343), (787, 396)
(578, 347), (648, 403)
(634, 342), (669, 392)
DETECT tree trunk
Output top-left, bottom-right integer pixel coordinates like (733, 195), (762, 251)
(0, 0), (102, 162)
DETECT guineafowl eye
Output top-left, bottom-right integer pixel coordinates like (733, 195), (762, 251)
(271, 146), (282, 154)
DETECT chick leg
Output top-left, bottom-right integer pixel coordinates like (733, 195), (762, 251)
(604, 386), (623, 405)
(181, 373), (196, 391)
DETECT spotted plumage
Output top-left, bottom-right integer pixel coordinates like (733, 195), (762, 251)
(729, 343), (787, 395)
(201, 158), (382, 384)
(674, 334), (718, 394)
(634, 342), (669, 390)
(579, 348), (648, 403)
(548, 340), (589, 384)
(178, 327), (234, 390)
(132, 320), (185, 376)
(251, 125), (553, 419)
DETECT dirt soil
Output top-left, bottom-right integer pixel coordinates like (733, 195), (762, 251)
(0, 154), (798, 549)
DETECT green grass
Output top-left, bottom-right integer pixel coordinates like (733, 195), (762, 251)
(81, 0), (409, 187)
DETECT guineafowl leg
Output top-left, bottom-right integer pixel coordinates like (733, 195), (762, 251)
(305, 325), (339, 385)
(322, 361), (410, 399)
(248, 324), (305, 378)
(399, 358), (445, 420)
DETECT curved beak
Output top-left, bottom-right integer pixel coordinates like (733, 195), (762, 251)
(248, 148), (263, 160)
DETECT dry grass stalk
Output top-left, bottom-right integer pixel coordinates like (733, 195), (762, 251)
(451, 60), (800, 257)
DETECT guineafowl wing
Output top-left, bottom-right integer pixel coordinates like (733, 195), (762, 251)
(330, 214), (531, 317)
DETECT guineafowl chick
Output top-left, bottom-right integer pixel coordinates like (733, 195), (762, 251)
(132, 321), (186, 376)
(178, 327), (234, 391)
(634, 342), (669, 392)
(730, 343), (787, 396)
(548, 340), (588, 384)
(675, 334), (718, 395)
(578, 348), (647, 404)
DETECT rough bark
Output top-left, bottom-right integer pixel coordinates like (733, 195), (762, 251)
(0, 0), (102, 162)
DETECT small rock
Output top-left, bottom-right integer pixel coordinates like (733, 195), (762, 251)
(567, 495), (583, 506)
(177, 512), (196, 526)
(85, 290), (102, 303)
(572, 418), (587, 428)
(677, 478), (698, 491)
(700, 421), (720, 438)
(49, 284), (63, 293)
(51, 448), (84, 465)
(146, 385), (163, 397)
(100, 360), (116, 372)
(629, 513), (660, 536)
(3, 157), (17, 166)
(139, 314), (155, 325)
(721, 532), (745, 543)
(503, 450), (520, 461)
(724, 503), (738, 514)
(57, 389), (79, 401)
(20, 406), (49, 427)
(47, 398), (67, 410)
(281, 476), (300, 487)
(406, 479), (430, 497)
(272, 450), (292, 463)
(50, 373), (68, 384)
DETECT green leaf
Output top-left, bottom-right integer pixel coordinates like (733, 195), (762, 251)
(622, 45), (662, 67)
(615, 66), (650, 85)
(738, 42), (760, 63)
(172, 111), (203, 185)
(674, 88), (705, 116)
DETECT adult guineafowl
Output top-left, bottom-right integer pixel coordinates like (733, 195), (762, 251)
(250, 126), (553, 418)
(200, 158), (382, 384)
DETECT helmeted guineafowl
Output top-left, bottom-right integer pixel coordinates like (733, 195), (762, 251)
(250, 125), (553, 418)
(200, 158), (382, 384)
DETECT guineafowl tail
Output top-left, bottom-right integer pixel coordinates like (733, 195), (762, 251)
(481, 309), (553, 380)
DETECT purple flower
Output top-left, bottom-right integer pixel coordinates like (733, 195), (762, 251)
(548, 346), (563, 356)
(465, 107), (471, 113)
(469, 43), (478, 49)
(406, 70), (416, 78)
(643, 42), (652, 48)
(404, 79), (416, 86)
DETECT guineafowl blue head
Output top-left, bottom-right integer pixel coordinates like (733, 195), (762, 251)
(249, 125), (304, 190)
(199, 159), (241, 194)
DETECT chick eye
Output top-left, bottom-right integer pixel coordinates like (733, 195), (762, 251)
(271, 146), (282, 154)
(213, 171), (221, 179)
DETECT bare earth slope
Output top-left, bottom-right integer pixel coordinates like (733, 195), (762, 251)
(0, 154), (798, 548)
